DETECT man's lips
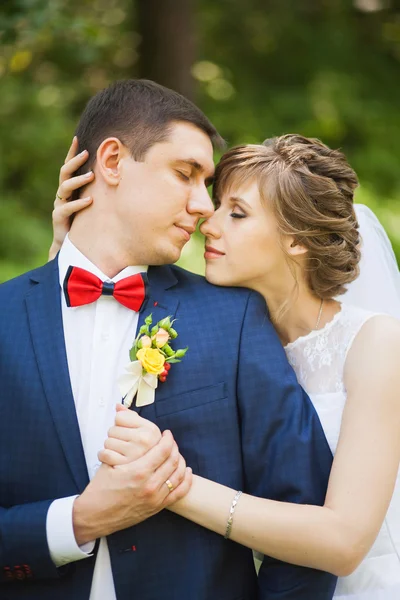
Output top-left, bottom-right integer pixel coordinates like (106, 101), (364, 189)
(204, 245), (225, 259)
(175, 225), (195, 242)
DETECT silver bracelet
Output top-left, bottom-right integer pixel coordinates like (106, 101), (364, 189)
(224, 490), (243, 539)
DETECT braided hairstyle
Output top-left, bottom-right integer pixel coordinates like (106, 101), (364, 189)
(213, 134), (361, 299)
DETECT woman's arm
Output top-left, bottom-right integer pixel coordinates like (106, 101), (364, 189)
(169, 315), (400, 576)
(49, 137), (94, 260)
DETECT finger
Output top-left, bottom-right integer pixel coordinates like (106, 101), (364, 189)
(98, 448), (128, 467)
(53, 197), (92, 221)
(114, 409), (141, 428)
(163, 467), (193, 506)
(159, 453), (187, 493)
(64, 136), (79, 164)
(151, 441), (180, 488)
(60, 151), (89, 183)
(107, 425), (137, 442)
(114, 409), (154, 429)
(103, 436), (132, 457)
(116, 403), (129, 413)
(57, 171), (94, 199)
(131, 430), (175, 474)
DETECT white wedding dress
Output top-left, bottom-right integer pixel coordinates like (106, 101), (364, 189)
(284, 302), (400, 600)
(281, 204), (400, 599)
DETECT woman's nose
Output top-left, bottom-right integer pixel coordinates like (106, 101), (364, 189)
(200, 213), (221, 239)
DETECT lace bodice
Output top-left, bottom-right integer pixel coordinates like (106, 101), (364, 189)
(284, 304), (377, 396)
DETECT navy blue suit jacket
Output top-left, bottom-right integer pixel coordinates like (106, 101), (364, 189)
(0, 259), (336, 599)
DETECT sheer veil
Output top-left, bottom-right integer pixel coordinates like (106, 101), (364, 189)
(339, 204), (400, 319)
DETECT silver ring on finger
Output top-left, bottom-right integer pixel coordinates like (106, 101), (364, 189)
(165, 479), (174, 493)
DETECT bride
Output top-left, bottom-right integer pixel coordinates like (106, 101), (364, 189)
(51, 134), (400, 599)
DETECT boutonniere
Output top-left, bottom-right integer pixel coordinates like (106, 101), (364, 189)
(118, 313), (188, 408)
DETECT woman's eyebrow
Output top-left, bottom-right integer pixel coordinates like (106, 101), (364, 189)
(230, 196), (251, 209)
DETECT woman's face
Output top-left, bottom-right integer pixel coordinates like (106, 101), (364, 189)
(200, 178), (295, 293)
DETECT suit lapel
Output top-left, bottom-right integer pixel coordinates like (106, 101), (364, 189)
(135, 265), (179, 417)
(25, 260), (89, 492)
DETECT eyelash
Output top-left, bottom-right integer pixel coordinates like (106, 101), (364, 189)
(230, 212), (246, 219)
(177, 171), (190, 182)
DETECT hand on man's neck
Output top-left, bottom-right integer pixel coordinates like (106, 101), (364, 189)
(69, 214), (140, 279)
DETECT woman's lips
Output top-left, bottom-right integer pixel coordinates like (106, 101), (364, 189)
(204, 245), (225, 259)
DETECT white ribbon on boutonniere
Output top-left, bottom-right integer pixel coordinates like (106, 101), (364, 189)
(118, 361), (158, 408)
(118, 313), (188, 408)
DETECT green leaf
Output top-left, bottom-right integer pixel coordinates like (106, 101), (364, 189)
(175, 347), (188, 358)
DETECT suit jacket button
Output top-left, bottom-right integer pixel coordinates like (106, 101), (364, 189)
(3, 567), (14, 581)
(23, 564), (33, 579)
(14, 566), (25, 581)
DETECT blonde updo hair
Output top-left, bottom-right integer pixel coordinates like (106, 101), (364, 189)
(213, 134), (361, 299)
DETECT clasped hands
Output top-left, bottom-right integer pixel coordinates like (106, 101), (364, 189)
(72, 405), (192, 546)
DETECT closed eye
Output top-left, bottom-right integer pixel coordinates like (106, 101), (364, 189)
(176, 171), (190, 181)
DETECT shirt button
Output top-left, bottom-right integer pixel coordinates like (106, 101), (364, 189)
(93, 463), (101, 473)
(99, 396), (105, 407)
(101, 332), (110, 341)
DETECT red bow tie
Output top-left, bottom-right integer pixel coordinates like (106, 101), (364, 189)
(63, 266), (148, 312)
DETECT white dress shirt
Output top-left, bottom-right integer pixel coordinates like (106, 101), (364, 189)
(46, 235), (147, 600)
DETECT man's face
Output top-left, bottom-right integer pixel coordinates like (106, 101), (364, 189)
(114, 121), (215, 266)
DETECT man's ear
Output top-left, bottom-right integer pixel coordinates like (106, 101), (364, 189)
(96, 137), (125, 186)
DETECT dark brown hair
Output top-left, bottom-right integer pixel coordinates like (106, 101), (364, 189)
(74, 79), (224, 177)
(213, 134), (361, 300)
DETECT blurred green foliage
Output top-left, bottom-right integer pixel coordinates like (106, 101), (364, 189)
(1, 0), (400, 281)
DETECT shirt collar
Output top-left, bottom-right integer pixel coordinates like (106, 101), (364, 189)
(58, 234), (148, 288)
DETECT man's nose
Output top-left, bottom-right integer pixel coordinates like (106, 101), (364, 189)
(187, 186), (214, 219)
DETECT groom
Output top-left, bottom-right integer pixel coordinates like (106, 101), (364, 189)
(0, 79), (336, 599)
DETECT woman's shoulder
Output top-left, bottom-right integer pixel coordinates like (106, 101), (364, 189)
(342, 303), (400, 340)
(352, 311), (400, 346)
(344, 307), (400, 381)
(339, 303), (399, 338)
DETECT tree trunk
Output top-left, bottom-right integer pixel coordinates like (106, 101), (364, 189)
(137, 0), (197, 100)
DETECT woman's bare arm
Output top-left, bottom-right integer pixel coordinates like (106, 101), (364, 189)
(169, 315), (400, 576)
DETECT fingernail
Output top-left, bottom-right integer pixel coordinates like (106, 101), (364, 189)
(84, 171), (93, 178)
(79, 150), (88, 157)
(73, 135), (77, 142)
(82, 196), (92, 203)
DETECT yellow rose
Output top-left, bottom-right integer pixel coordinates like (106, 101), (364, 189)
(136, 347), (165, 375)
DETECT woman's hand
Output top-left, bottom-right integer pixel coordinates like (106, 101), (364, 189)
(98, 404), (193, 507)
(49, 136), (95, 260)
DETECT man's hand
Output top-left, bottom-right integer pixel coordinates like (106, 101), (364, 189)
(73, 408), (192, 545)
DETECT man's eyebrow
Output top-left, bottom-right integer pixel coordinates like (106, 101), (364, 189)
(175, 158), (215, 186)
(177, 158), (215, 177)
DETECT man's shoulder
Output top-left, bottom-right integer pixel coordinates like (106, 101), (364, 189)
(166, 265), (269, 324)
(0, 261), (55, 300)
(169, 265), (253, 302)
